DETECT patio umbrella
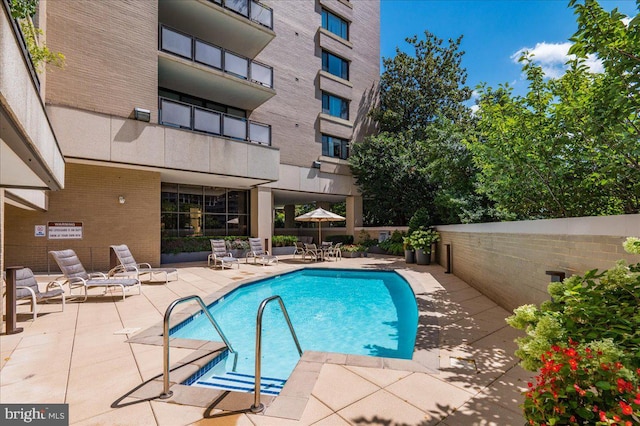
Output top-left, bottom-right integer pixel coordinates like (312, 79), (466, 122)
(295, 207), (346, 243)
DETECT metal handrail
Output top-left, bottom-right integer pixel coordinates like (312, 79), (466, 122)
(160, 295), (235, 399)
(251, 295), (303, 413)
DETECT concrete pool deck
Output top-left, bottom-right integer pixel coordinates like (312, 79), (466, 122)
(1, 255), (530, 425)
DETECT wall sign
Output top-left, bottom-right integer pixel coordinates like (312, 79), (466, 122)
(34, 225), (46, 237)
(48, 222), (83, 239)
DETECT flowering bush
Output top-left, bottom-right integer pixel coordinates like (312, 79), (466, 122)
(524, 340), (640, 425)
(508, 237), (640, 424)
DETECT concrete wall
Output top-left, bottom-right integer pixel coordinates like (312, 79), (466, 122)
(4, 163), (161, 273)
(435, 215), (640, 312)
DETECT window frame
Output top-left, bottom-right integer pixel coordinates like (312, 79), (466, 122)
(322, 50), (349, 80)
(322, 92), (349, 120)
(321, 9), (349, 40)
(322, 134), (350, 160)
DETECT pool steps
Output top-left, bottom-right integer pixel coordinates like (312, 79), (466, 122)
(194, 371), (285, 395)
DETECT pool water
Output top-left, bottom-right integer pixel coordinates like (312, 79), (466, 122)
(172, 268), (418, 386)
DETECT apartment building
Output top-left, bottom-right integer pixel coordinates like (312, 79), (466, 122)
(3, 0), (380, 271)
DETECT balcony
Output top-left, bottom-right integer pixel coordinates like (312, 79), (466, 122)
(158, 26), (275, 111)
(159, 0), (275, 58)
(159, 97), (271, 146)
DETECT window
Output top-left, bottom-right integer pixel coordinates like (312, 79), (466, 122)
(322, 92), (349, 120)
(322, 50), (349, 80)
(321, 9), (348, 40)
(322, 134), (350, 160)
(161, 184), (249, 238)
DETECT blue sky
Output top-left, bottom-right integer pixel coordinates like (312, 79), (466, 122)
(380, 0), (639, 100)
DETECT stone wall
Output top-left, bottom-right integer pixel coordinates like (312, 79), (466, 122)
(435, 215), (640, 312)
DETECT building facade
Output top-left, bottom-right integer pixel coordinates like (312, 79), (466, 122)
(3, 0), (380, 271)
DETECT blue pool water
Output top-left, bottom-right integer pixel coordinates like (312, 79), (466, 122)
(172, 268), (418, 385)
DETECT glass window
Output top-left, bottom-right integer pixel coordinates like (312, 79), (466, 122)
(322, 92), (349, 120)
(322, 134), (350, 160)
(321, 9), (348, 40)
(161, 184), (250, 239)
(322, 51), (349, 80)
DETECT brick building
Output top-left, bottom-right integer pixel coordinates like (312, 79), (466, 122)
(2, 0), (380, 271)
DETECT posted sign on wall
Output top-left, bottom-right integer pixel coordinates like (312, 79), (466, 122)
(48, 222), (83, 239)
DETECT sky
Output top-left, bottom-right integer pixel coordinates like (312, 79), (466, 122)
(380, 0), (639, 101)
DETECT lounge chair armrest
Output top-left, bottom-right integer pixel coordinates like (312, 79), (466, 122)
(137, 263), (152, 269)
(108, 265), (125, 276)
(15, 285), (37, 299)
(89, 272), (107, 279)
(46, 281), (65, 292)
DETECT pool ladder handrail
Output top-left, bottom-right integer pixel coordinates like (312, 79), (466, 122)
(251, 295), (303, 413)
(160, 295), (236, 399)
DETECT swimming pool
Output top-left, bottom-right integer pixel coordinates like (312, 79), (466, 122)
(171, 268), (418, 392)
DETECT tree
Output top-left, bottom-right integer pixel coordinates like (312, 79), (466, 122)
(469, 1), (640, 219)
(351, 31), (483, 225)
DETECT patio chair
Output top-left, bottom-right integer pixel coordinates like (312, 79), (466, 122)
(108, 244), (177, 284)
(208, 239), (240, 269)
(246, 237), (278, 265)
(49, 249), (140, 301)
(303, 243), (323, 262)
(293, 241), (306, 259)
(326, 242), (343, 261)
(12, 267), (65, 320)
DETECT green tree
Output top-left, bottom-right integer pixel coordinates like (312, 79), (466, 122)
(469, 0), (640, 219)
(351, 31), (484, 225)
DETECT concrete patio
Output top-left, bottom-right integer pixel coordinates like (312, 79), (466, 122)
(1, 255), (530, 425)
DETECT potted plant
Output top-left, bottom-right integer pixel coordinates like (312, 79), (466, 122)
(341, 244), (362, 258)
(407, 229), (440, 265)
(403, 236), (415, 264)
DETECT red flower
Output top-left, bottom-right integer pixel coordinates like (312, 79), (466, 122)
(620, 401), (633, 416)
(599, 411), (607, 422)
(569, 358), (578, 371)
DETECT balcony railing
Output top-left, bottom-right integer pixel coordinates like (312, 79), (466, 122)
(208, 0), (273, 30)
(159, 97), (271, 146)
(160, 25), (273, 89)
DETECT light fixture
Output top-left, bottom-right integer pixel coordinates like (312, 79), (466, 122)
(133, 107), (151, 122)
(312, 160), (321, 169)
(118, 195), (126, 204)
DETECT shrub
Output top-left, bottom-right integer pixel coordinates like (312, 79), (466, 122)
(523, 340), (640, 425)
(408, 207), (432, 234)
(508, 237), (640, 424)
(405, 229), (440, 252)
(272, 235), (298, 247)
(161, 236), (249, 254)
(379, 230), (407, 255)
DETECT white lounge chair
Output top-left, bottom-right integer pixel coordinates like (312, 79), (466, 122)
(246, 238), (278, 265)
(13, 267), (65, 319)
(49, 249), (141, 301)
(109, 244), (177, 284)
(208, 239), (240, 269)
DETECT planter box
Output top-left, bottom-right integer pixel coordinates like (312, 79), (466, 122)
(342, 251), (362, 258)
(272, 246), (295, 256)
(405, 250), (415, 263)
(161, 251), (210, 264)
(415, 249), (431, 265)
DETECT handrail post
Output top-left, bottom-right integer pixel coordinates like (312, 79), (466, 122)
(251, 295), (303, 413)
(160, 295), (234, 399)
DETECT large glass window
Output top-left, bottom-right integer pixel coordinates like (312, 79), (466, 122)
(322, 50), (349, 80)
(322, 134), (350, 160)
(322, 92), (349, 120)
(161, 184), (249, 237)
(321, 9), (348, 40)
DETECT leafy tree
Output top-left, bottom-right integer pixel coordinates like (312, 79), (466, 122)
(352, 31), (484, 225)
(469, 1), (640, 219)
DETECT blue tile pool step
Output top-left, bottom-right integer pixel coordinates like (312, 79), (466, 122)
(194, 371), (286, 396)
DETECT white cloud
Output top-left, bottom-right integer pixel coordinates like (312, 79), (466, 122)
(510, 41), (603, 78)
